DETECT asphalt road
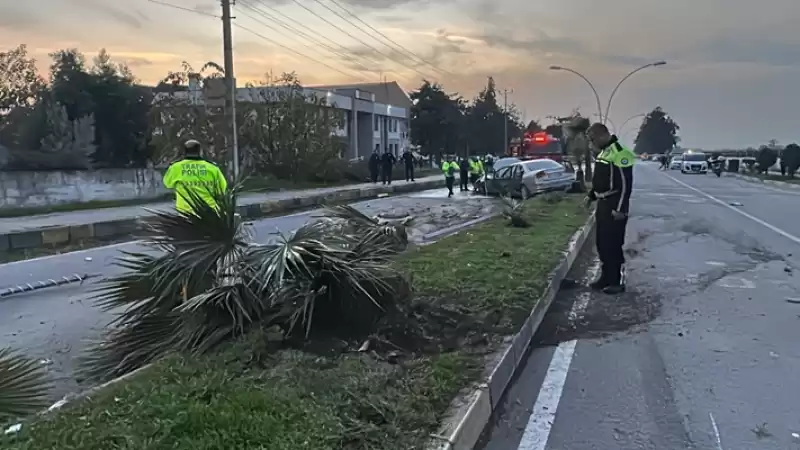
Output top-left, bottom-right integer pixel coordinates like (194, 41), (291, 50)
(0, 188), (496, 402)
(478, 163), (800, 450)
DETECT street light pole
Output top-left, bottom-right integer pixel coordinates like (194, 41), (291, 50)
(549, 66), (603, 121)
(617, 113), (647, 139)
(603, 61), (666, 126)
(502, 88), (512, 153)
(221, 0), (240, 178)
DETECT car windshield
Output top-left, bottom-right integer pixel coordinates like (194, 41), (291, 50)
(523, 160), (562, 171)
(671, 155), (683, 161)
(683, 153), (707, 161)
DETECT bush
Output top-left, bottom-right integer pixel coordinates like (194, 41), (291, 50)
(782, 143), (800, 177)
(756, 146), (778, 174)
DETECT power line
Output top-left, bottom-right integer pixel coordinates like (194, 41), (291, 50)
(235, 4), (367, 81)
(234, 23), (363, 80)
(146, 0), (219, 18)
(323, 0), (451, 77)
(145, 0), (364, 81)
(237, 0), (381, 80)
(289, 0), (429, 80)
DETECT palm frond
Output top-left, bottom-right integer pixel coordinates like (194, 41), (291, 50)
(501, 196), (530, 228)
(0, 348), (50, 420)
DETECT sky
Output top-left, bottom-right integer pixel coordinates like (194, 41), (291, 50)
(2, 0), (800, 149)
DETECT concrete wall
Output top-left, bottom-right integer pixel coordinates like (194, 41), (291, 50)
(0, 168), (167, 209)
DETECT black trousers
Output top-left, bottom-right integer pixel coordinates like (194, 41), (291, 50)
(445, 176), (455, 195)
(381, 165), (393, 184)
(405, 164), (415, 181)
(369, 168), (378, 183)
(595, 197), (628, 284)
(459, 171), (469, 191)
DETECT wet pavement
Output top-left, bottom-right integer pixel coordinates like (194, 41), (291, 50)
(478, 162), (800, 450)
(0, 188), (497, 402)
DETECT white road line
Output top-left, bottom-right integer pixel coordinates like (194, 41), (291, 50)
(517, 260), (597, 450)
(658, 169), (800, 246)
(709, 412), (725, 450)
(516, 339), (577, 450)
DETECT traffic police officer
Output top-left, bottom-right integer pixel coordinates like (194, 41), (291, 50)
(585, 123), (635, 294)
(163, 139), (228, 215)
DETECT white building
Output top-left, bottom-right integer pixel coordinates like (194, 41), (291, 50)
(171, 78), (412, 161)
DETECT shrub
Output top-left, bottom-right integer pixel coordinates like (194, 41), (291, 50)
(755, 146), (778, 174)
(782, 143), (800, 177)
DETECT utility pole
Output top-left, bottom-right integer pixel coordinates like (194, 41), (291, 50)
(221, 0), (240, 178)
(501, 88), (512, 153)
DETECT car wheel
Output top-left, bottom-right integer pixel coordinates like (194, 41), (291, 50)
(521, 185), (531, 200)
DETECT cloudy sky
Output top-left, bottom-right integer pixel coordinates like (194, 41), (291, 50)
(2, 0), (799, 149)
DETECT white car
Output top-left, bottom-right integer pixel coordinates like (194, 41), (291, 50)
(680, 153), (708, 174)
(669, 155), (683, 170)
(483, 158), (574, 198)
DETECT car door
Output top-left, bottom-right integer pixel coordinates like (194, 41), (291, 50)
(508, 165), (524, 196)
(488, 166), (513, 195)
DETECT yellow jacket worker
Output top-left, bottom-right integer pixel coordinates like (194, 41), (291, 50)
(162, 140), (228, 214)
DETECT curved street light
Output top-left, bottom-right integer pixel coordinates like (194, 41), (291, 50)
(549, 65), (603, 121)
(604, 61), (666, 125)
(617, 113), (647, 137)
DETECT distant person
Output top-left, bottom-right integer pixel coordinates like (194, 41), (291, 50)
(380, 150), (396, 185)
(459, 157), (470, 192)
(584, 123), (635, 294)
(368, 150), (380, 183)
(162, 139), (227, 215)
(401, 148), (416, 181)
(441, 155), (459, 198)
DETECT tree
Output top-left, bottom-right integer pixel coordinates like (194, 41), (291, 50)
(150, 61), (227, 166)
(0, 45), (46, 119)
(0, 45), (47, 152)
(0, 348), (50, 420)
(634, 107), (680, 154)
(409, 80), (464, 157)
(38, 97), (96, 168)
(239, 72), (345, 181)
(782, 143), (800, 177)
(525, 120), (542, 133)
(755, 145), (778, 174)
(466, 77), (504, 155)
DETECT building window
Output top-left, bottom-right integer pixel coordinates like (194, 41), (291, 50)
(374, 115), (379, 131)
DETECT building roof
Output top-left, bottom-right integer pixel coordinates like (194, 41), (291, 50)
(309, 81), (411, 110)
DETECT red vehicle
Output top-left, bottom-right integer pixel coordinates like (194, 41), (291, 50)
(507, 131), (565, 163)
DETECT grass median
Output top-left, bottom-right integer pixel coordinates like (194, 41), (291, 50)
(1, 194), (589, 450)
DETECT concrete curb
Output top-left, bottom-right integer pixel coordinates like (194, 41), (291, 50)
(426, 212), (597, 450)
(725, 172), (800, 190)
(0, 179), (446, 253)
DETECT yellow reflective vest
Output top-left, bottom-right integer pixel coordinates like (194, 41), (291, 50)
(163, 157), (228, 214)
(441, 161), (459, 178)
(469, 160), (484, 175)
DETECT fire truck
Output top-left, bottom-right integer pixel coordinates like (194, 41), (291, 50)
(507, 131), (565, 163)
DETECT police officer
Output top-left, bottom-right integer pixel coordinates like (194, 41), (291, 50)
(368, 150), (380, 183)
(442, 155), (459, 197)
(401, 148), (416, 181)
(585, 123), (635, 294)
(458, 156), (470, 192)
(381, 150), (397, 185)
(469, 156), (484, 191)
(162, 139), (228, 215)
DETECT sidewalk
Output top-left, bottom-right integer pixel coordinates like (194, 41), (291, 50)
(0, 176), (445, 252)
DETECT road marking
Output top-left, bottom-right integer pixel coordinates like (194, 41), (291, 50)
(516, 339), (577, 450)
(705, 261), (726, 266)
(709, 412), (725, 450)
(658, 169), (800, 246)
(517, 261), (597, 450)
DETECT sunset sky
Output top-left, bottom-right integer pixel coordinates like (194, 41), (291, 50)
(2, 0), (799, 149)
